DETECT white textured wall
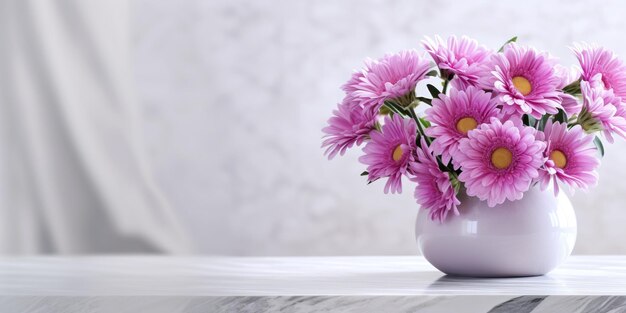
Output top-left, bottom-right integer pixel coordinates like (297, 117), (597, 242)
(132, 0), (626, 255)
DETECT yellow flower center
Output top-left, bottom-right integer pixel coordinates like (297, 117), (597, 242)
(550, 149), (567, 168)
(392, 145), (404, 162)
(512, 76), (532, 96)
(456, 117), (478, 135)
(491, 147), (513, 169)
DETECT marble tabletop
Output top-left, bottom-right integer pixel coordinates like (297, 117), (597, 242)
(0, 256), (625, 312)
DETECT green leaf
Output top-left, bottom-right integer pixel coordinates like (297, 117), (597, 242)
(594, 136), (605, 157)
(497, 36), (518, 53)
(538, 114), (550, 131)
(417, 97), (432, 105)
(360, 171), (369, 176)
(427, 84), (441, 99)
(419, 117), (431, 128)
(425, 69), (438, 77)
(366, 177), (380, 185)
(554, 109), (567, 124)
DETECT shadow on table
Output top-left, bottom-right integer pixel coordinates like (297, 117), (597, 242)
(425, 274), (565, 294)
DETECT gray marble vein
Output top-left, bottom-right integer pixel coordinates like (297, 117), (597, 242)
(2, 296), (626, 313)
(0, 296), (526, 313)
(488, 296), (547, 313)
(200, 296), (514, 313)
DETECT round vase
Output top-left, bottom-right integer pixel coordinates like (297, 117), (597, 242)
(415, 186), (577, 277)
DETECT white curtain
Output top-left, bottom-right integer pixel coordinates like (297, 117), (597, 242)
(0, 0), (194, 253)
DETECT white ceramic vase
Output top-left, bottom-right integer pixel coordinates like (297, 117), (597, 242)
(415, 186), (577, 277)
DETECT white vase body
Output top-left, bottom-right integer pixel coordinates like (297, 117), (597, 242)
(415, 187), (577, 277)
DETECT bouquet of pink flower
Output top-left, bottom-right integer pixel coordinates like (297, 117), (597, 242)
(322, 36), (625, 222)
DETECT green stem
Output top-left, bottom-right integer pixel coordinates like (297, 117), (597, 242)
(409, 108), (457, 174)
(442, 78), (450, 95)
(383, 100), (408, 117)
(408, 108), (430, 145)
(438, 155), (457, 176)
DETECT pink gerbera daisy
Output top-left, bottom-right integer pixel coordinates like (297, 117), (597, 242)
(422, 35), (492, 89)
(410, 138), (460, 222)
(538, 120), (599, 196)
(343, 50), (433, 114)
(322, 98), (377, 159)
(455, 118), (546, 207)
(425, 86), (500, 166)
(484, 43), (561, 119)
(578, 81), (626, 143)
(573, 43), (626, 99)
(359, 114), (417, 194)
